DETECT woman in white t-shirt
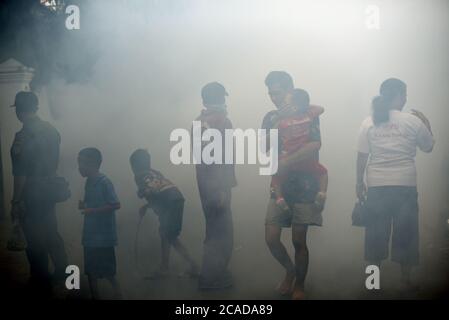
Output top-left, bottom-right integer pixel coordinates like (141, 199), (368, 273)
(356, 78), (434, 288)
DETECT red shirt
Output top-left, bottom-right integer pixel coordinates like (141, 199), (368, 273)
(275, 105), (327, 178)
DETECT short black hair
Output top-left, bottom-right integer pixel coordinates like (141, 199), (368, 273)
(291, 88), (310, 109)
(130, 149), (151, 171)
(201, 82), (228, 105)
(379, 78), (406, 99)
(264, 71), (294, 90)
(78, 147), (102, 169)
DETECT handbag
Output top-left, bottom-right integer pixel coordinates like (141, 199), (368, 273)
(352, 199), (367, 227)
(46, 176), (71, 203)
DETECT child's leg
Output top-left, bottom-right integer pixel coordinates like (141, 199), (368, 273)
(106, 276), (122, 299)
(87, 275), (99, 300)
(291, 224), (309, 300)
(160, 234), (171, 271)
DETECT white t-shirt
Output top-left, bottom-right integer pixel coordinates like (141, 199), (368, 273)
(357, 110), (434, 187)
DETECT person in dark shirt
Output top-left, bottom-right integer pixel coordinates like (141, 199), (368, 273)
(9, 91), (67, 294)
(78, 147), (122, 299)
(130, 149), (198, 278)
(194, 82), (237, 290)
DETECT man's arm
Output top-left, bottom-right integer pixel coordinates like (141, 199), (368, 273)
(10, 132), (29, 221)
(261, 111), (278, 152)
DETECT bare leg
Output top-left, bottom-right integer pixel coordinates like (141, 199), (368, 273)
(265, 225), (295, 295)
(291, 224), (309, 299)
(88, 276), (100, 300)
(106, 276), (123, 300)
(147, 235), (171, 279)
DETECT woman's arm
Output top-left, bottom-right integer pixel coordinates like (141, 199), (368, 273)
(356, 152), (369, 201)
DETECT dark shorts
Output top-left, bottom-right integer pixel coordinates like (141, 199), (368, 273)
(364, 186), (419, 266)
(265, 199), (323, 227)
(83, 246), (116, 278)
(157, 199), (184, 242)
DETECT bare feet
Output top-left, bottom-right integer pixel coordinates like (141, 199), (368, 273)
(292, 281), (306, 300)
(291, 283), (306, 300)
(277, 270), (295, 295)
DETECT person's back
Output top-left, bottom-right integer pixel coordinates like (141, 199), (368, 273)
(11, 117), (60, 178)
(356, 78), (435, 288)
(359, 109), (434, 187)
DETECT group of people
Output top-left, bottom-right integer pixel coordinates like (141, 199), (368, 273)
(7, 70), (434, 300)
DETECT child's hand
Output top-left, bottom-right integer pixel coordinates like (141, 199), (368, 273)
(275, 197), (289, 211)
(78, 200), (86, 210)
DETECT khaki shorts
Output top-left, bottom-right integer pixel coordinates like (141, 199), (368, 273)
(265, 199), (323, 227)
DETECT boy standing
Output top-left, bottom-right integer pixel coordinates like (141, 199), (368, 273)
(78, 147), (122, 299)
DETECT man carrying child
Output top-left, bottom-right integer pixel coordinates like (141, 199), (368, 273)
(262, 71), (328, 300)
